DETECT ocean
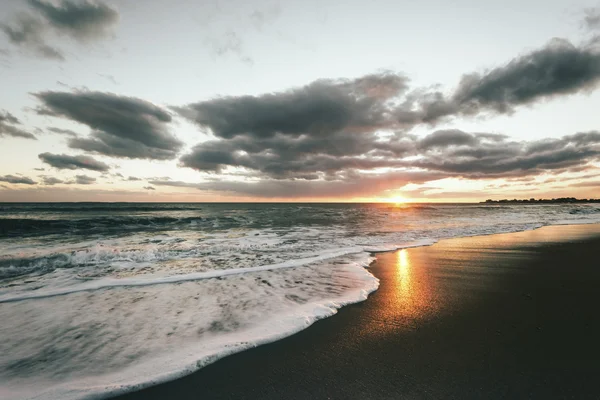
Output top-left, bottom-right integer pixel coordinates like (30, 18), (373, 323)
(2, 202), (600, 399)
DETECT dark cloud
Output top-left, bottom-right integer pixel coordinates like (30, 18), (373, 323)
(176, 127), (600, 197)
(27, 0), (119, 41)
(73, 174), (96, 185)
(0, 110), (37, 140)
(179, 129), (413, 178)
(126, 176), (141, 181)
(449, 38), (600, 116)
(395, 38), (600, 125)
(176, 39), (600, 177)
(178, 39), (600, 141)
(34, 168), (45, 171)
(38, 152), (110, 172)
(0, 174), (37, 185)
(418, 129), (480, 149)
(0, 14), (64, 60)
(143, 186), (156, 190)
(174, 36), (600, 197)
(1, 1), (118, 60)
(174, 72), (409, 140)
(34, 91), (183, 160)
(177, 73), (411, 178)
(47, 127), (78, 137)
(411, 131), (600, 177)
(41, 176), (64, 185)
(0, 110), (20, 125)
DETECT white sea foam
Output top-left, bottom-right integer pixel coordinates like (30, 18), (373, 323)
(1, 253), (377, 400)
(363, 238), (438, 253)
(0, 246), (364, 303)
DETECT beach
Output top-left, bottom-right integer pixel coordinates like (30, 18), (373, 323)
(114, 223), (600, 400)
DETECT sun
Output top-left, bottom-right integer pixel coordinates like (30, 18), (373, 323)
(388, 195), (409, 204)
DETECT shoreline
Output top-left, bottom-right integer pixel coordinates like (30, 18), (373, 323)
(112, 223), (600, 400)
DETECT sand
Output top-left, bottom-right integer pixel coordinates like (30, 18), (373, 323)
(114, 224), (600, 399)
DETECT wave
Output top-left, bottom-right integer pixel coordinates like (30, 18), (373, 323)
(0, 239), (437, 303)
(568, 206), (600, 215)
(0, 204), (204, 213)
(1, 254), (379, 400)
(0, 215), (247, 238)
(0, 246), (365, 303)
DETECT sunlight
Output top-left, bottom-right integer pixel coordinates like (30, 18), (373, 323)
(396, 249), (411, 300)
(392, 248), (438, 320)
(389, 195), (409, 205)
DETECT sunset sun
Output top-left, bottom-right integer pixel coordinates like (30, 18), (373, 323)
(388, 196), (409, 204)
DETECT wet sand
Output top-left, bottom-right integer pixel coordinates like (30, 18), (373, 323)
(114, 224), (600, 399)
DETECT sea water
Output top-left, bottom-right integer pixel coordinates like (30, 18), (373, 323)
(1, 202), (599, 399)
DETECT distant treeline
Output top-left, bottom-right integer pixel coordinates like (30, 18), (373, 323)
(482, 197), (600, 204)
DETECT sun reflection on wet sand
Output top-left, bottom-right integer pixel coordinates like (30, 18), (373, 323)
(371, 223), (600, 337)
(391, 249), (438, 321)
(396, 249), (411, 300)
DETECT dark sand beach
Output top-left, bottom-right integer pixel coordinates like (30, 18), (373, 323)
(115, 224), (600, 400)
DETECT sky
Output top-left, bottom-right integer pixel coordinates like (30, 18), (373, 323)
(0, 0), (600, 202)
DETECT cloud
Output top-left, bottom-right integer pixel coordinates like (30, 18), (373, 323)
(182, 38), (600, 135)
(174, 36), (600, 195)
(27, 0), (119, 41)
(180, 126), (600, 181)
(199, 1), (282, 65)
(1, 1), (118, 60)
(34, 90), (184, 160)
(175, 72), (408, 141)
(249, 4), (281, 31)
(570, 180), (600, 187)
(179, 130), (413, 178)
(126, 176), (141, 181)
(73, 174), (96, 185)
(97, 73), (118, 84)
(41, 176), (64, 185)
(418, 129), (481, 149)
(208, 30), (244, 57)
(143, 186), (156, 190)
(584, 8), (600, 31)
(0, 110), (20, 125)
(409, 130), (600, 177)
(0, 14), (64, 60)
(38, 152), (110, 172)
(0, 110), (37, 140)
(448, 38), (600, 117)
(149, 170), (445, 199)
(0, 174), (37, 185)
(47, 127), (78, 137)
(392, 38), (600, 125)
(174, 127), (600, 198)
